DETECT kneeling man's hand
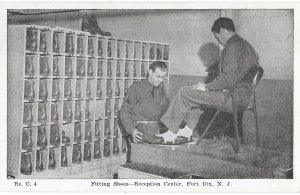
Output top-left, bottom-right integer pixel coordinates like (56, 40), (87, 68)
(132, 129), (143, 143)
(191, 82), (206, 91)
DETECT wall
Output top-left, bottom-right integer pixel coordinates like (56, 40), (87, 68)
(234, 10), (294, 80)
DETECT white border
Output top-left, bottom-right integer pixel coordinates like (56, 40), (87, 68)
(0, 1), (299, 193)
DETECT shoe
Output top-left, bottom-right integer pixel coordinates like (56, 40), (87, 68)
(81, 14), (111, 36)
(144, 136), (164, 144)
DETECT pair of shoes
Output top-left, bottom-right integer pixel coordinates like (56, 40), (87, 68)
(81, 14), (111, 36)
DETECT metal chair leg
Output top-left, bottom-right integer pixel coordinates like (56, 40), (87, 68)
(195, 109), (221, 146)
(253, 92), (260, 148)
(232, 94), (240, 154)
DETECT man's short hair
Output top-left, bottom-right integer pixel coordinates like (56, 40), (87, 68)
(149, 61), (168, 72)
(211, 17), (236, 33)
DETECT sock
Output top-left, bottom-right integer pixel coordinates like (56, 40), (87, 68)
(177, 126), (193, 137)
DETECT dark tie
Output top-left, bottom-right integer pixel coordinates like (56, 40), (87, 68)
(151, 87), (155, 98)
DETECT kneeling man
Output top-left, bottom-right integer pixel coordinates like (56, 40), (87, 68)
(119, 61), (173, 143)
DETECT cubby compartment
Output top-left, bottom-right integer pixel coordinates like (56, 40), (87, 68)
(134, 42), (142, 59)
(37, 125), (48, 149)
(76, 35), (87, 56)
(87, 36), (97, 56)
(51, 78), (62, 101)
(25, 54), (38, 77)
(65, 56), (75, 77)
(48, 147), (60, 170)
(24, 78), (37, 101)
(23, 102), (37, 126)
(76, 57), (86, 77)
(97, 59), (106, 78)
(97, 37), (107, 58)
(26, 27), (39, 52)
(94, 119), (103, 139)
(163, 45), (169, 61)
(52, 31), (65, 54)
(39, 30), (51, 53)
(65, 33), (76, 55)
(149, 43), (156, 60)
(72, 143), (82, 164)
(52, 55), (64, 77)
(94, 140), (102, 159)
(125, 41), (134, 59)
(35, 149), (47, 172)
(103, 138), (111, 158)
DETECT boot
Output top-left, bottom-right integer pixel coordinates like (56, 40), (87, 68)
(88, 38), (94, 56)
(113, 138), (119, 155)
(105, 100), (111, 117)
(74, 122), (82, 143)
(85, 122), (92, 141)
(39, 32), (47, 53)
(133, 62), (137, 77)
(53, 32), (60, 53)
(65, 57), (73, 77)
(85, 101), (90, 120)
(37, 126), (47, 149)
(97, 60), (103, 77)
(36, 150), (44, 172)
(114, 100), (119, 117)
(53, 57), (60, 76)
(26, 29), (38, 51)
(48, 148), (56, 169)
(51, 102), (59, 123)
(22, 128), (33, 151)
(38, 103), (47, 124)
(50, 124), (60, 146)
(77, 36), (84, 55)
(64, 79), (72, 100)
(86, 80), (92, 99)
(106, 80), (112, 98)
(63, 101), (73, 122)
(24, 79), (35, 101)
(104, 119), (111, 138)
(116, 61), (121, 77)
(94, 141), (101, 159)
(107, 60), (112, 77)
(114, 119), (119, 137)
(96, 79), (102, 98)
(39, 79), (48, 101)
(52, 79), (60, 100)
(87, 59), (94, 77)
(25, 55), (34, 76)
(61, 146), (68, 167)
(21, 152), (32, 175)
(83, 142), (91, 161)
(75, 101), (82, 121)
(81, 14), (111, 36)
(95, 120), (100, 139)
(75, 79), (81, 99)
(72, 144), (82, 164)
(23, 103), (33, 125)
(103, 139), (110, 157)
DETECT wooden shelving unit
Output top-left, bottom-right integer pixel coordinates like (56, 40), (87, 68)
(7, 25), (170, 178)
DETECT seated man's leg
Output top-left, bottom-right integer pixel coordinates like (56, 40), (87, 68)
(161, 86), (225, 134)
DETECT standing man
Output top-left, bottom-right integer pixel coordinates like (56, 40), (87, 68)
(119, 61), (174, 144)
(158, 17), (260, 142)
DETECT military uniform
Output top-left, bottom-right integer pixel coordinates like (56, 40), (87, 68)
(161, 34), (260, 133)
(119, 79), (170, 143)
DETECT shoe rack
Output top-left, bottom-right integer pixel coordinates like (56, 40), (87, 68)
(7, 25), (170, 178)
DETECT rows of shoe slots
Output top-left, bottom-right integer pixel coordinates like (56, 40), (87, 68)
(20, 129), (126, 175)
(24, 54), (164, 78)
(26, 27), (169, 61)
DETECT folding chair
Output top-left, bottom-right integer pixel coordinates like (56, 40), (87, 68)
(195, 65), (264, 154)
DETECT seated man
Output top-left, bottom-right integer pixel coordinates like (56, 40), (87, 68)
(119, 61), (173, 144)
(158, 17), (260, 142)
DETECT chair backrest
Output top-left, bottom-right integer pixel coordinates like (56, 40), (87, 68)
(234, 65), (264, 90)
